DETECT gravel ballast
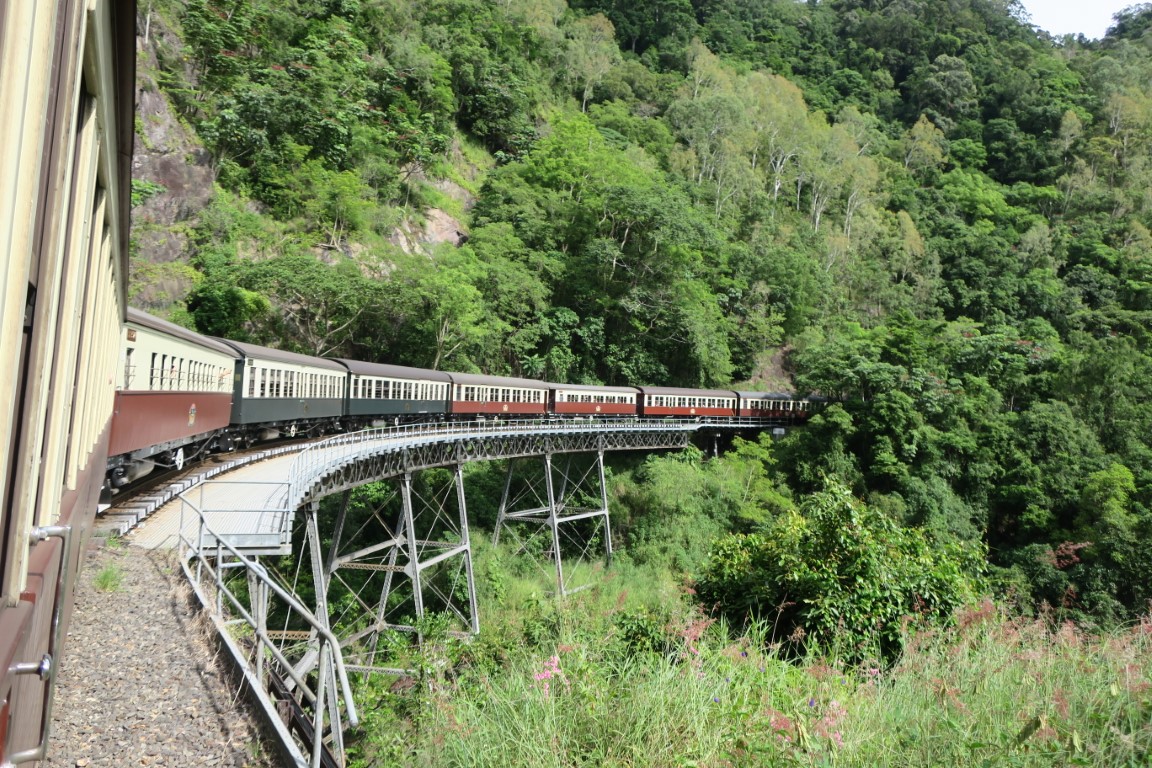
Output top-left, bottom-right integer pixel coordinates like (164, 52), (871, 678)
(45, 542), (276, 767)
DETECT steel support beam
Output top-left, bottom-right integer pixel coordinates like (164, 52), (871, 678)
(493, 448), (613, 596)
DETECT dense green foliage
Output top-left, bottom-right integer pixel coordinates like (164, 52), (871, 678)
(697, 481), (984, 657)
(138, 0), (1152, 637)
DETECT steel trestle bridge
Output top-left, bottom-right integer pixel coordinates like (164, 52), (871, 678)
(174, 417), (785, 768)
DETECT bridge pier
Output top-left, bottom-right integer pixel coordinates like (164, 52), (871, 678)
(175, 419), (702, 767)
(300, 465), (479, 677)
(493, 448), (613, 596)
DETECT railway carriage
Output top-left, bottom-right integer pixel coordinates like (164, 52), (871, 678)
(550, 383), (639, 417)
(736, 391), (813, 420)
(636, 386), (739, 418)
(0, 0), (136, 762)
(337, 359), (451, 423)
(106, 309), (236, 486)
(218, 340), (347, 437)
(447, 372), (549, 417)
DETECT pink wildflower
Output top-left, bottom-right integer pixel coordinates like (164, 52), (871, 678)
(534, 654), (568, 697)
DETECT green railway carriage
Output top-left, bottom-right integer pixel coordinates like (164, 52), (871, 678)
(336, 359), (452, 422)
(217, 340), (347, 429)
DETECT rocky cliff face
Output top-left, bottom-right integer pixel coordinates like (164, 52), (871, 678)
(130, 11), (214, 311)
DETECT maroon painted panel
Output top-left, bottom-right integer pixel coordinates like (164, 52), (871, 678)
(108, 391), (232, 456)
(450, 401), (547, 416)
(639, 406), (736, 418)
(738, 407), (785, 417)
(553, 402), (637, 416)
(1, 419), (107, 762)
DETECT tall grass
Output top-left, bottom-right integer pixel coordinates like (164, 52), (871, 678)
(370, 602), (1151, 767)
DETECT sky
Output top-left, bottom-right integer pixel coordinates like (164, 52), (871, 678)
(1019, 0), (1139, 39)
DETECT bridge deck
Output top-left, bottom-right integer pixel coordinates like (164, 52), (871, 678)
(130, 455), (294, 551)
(128, 418), (777, 554)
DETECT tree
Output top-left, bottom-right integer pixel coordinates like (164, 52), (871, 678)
(563, 14), (622, 111)
(697, 480), (984, 659)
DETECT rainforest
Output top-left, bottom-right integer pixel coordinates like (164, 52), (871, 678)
(130, 0), (1152, 763)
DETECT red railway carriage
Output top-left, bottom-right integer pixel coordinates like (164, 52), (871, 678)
(447, 372), (549, 416)
(550, 383), (639, 416)
(107, 309), (236, 480)
(636, 386), (739, 418)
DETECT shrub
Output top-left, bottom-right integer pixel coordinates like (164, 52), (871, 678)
(696, 480), (985, 659)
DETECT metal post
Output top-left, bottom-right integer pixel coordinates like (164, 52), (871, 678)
(248, 565), (268, 684)
(326, 489), (352, 575)
(454, 464), (480, 634)
(543, 453), (565, 596)
(492, 458), (516, 546)
(597, 448), (613, 565)
(400, 472), (425, 636)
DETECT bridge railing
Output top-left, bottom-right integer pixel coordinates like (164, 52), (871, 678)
(286, 417), (676, 507)
(176, 492), (359, 768)
(284, 416), (789, 511)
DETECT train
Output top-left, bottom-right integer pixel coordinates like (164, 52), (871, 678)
(0, 0), (136, 762)
(106, 308), (819, 493)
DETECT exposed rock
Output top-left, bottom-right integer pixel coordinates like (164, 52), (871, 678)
(390, 208), (469, 255)
(742, 346), (796, 393)
(130, 11), (215, 307)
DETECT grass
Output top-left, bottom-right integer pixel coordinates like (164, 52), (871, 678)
(93, 563), (123, 592)
(347, 592), (1151, 767)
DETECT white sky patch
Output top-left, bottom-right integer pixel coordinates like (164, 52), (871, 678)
(1018, 0), (1140, 39)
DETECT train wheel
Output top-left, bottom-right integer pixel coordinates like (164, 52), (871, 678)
(289, 423), (297, 438)
(174, 447), (185, 471)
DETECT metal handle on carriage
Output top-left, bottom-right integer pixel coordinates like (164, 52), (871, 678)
(6, 525), (74, 764)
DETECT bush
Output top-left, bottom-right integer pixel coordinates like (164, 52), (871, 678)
(697, 480), (986, 659)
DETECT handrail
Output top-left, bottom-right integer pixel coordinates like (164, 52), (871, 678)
(6, 525), (74, 765)
(178, 494), (358, 768)
(283, 416), (750, 508)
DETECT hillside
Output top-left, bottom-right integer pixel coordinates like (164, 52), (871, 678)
(130, 0), (1152, 646)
